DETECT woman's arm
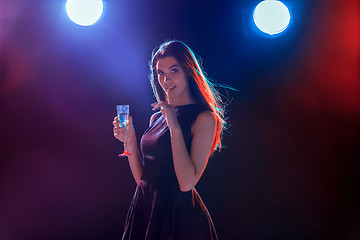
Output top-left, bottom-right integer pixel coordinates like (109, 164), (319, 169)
(150, 99), (216, 192)
(126, 137), (143, 185)
(170, 111), (216, 192)
(113, 116), (142, 185)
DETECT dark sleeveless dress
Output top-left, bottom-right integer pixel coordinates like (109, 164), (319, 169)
(122, 104), (218, 240)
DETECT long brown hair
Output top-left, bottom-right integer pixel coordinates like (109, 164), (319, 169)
(149, 40), (227, 154)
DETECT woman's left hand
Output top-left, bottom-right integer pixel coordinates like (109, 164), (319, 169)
(151, 89), (180, 130)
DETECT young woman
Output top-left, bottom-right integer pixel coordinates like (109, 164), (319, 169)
(113, 40), (226, 239)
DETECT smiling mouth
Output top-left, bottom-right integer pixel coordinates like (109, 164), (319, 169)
(168, 86), (176, 91)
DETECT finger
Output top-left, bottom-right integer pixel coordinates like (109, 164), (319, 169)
(152, 103), (158, 111)
(151, 101), (163, 107)
(115, 119), (124, 128)
(152, 101), (163, 111)
(166, 88), (174, 106)
(113, 119), (123, 128)
(113, 128), (124, 135)
(113, 126), (124, 131)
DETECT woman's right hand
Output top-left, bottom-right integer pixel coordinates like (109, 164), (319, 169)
(113, 116), (136, 144)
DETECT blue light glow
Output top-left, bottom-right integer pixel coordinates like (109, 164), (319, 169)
(66, 0), (104, 26)
(253, 0), (291, 35)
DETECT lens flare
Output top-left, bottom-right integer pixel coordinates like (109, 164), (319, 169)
(66, 0), (104, 26)
(253, 0), (291, 35)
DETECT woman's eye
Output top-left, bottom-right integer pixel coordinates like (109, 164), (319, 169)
(171, 68), (178, 73)
(157, 71), (164, 75)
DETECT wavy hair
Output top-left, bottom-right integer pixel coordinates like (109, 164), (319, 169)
(149, 40), (227, 154)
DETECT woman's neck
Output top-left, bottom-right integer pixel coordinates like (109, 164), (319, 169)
(167, 96), (197, 107)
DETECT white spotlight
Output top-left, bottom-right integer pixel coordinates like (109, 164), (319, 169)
(253, 0), (291, 35)
(66, 0), (104, 26)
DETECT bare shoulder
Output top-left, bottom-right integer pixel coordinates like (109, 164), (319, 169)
(192, 110), (216, 134)
(149, 111), (161, 126)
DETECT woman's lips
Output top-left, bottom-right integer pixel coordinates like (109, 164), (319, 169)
(167, 86), (176, 91)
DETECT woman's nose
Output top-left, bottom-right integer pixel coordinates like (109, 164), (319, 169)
(164, 75), (171, 83)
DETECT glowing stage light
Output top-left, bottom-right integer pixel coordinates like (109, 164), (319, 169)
(253, 0), (291, 35)
(66, 0), (104, 26)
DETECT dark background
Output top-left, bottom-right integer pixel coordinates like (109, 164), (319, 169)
(0, 0), (359, 239)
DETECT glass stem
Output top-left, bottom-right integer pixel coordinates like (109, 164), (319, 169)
(124, 121), (128, 153)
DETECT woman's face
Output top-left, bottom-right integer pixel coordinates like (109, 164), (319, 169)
(156, 56), (192, 104)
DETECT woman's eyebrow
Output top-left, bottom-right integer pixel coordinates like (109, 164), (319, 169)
(168, 64), (178, 69)
(157, 64), (178, 71)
